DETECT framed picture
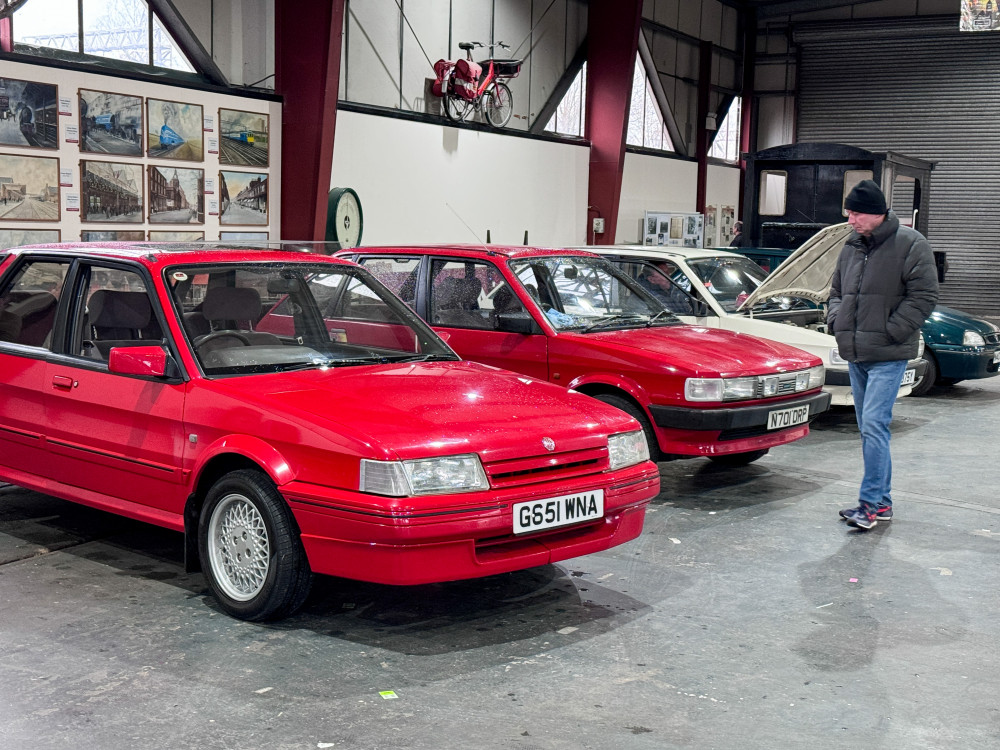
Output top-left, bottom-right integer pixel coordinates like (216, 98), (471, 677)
(0, 229), (60, 249)
(148, 230), (204, 241)
(219, 170), (268, 225)
(80, 230), (145, 241)
(219, 108), (269, 167)
(220, 231), (268, 241)
(147, 98), (204, 161)
(79, 89), (143, 157)
(80, 160), (143, 223)
(0, 77), (58, 149)
(0, 153), (60, 221)
(148, 165), (204, 224)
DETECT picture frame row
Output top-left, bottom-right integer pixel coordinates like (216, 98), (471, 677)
(0, 153), (269, 225)
(0, 75), (269, 167)
(0, 229), (270, 249)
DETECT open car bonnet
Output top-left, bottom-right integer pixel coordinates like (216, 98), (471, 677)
(737, 223), (854, 310)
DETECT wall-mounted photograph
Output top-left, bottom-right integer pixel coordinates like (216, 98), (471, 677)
(220, 231), (268, 241)
(0, 153), (60, 221)
(219, 170), (268, 225)
(80, 230), (145, 242)
(147, 98), (203, 161)
(79, 89), (143, 157)
(0, 228), (60, 249)
(219, 108), (269, 167)
(80, 160), (143, 223)
(149, 165), (204, 224)
(0, 77), (58, 149)
(148, 230), (204, 241)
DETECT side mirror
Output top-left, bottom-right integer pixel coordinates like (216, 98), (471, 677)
(108, 345), (175, 378)
(495, 312), (538, 334)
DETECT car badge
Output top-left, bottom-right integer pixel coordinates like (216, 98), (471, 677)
(542, 437), (556, 452)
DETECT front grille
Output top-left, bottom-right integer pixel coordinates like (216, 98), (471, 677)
(483, 446), (608, 489)
(984, 332), (1000, 345)
(753, 371), (806, 399)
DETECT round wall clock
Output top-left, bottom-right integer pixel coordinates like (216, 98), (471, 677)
(326, 187), (363, 249)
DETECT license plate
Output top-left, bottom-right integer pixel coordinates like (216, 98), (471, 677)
(513, 490), (604, 535)
(767, 405), (810, 430)
(901, 368), (916, 386)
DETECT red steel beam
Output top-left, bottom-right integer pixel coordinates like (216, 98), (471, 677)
(275, 0), (346, 240)
(584, 0), (642, 245)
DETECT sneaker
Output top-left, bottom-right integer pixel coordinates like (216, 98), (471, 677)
(840, 505), (892, 521)
(845, 508), (878, 530)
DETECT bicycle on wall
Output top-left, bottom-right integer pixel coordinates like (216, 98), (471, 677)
(432, 41), (522, 128)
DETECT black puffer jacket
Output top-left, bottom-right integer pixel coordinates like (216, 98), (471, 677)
(827, 212), (938, 362)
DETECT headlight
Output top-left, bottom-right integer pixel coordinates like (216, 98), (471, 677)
(360, 454), (488, 496)
(830, 348), (848, 365)
(685, 365), (824, 402)
(608, 430), (649, 470)
(918, 334), (925, 357)
(963, 330), (986, 347)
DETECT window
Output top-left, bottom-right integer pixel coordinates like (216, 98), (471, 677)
(0, 260), (70, 348)
(78, 266), (161, 359)
(626, 59), (674, 152)
(13, 0), (195, 73)
(842, 170), (874, 217)
(709, 97), (742, 163)
(759, 170), (788, 216)
(545, 63), (587, 138)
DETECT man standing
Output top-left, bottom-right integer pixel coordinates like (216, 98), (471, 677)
(827, 180), (938, 530)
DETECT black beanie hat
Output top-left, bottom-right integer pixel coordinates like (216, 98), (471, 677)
(844, 179), (887, 215)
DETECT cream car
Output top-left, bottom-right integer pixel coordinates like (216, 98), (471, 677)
(583, 224), (925, 406)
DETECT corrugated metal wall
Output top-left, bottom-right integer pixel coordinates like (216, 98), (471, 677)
(794, 17), (1000, 317)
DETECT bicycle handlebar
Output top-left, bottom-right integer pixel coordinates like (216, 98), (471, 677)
(466, 41), (510, 50)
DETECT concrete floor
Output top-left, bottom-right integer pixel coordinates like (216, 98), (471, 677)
(2, 378), (999, 750)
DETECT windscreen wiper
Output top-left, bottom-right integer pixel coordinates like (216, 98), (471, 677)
(582, 313), (649, 333)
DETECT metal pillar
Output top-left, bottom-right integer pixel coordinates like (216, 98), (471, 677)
(275, 0), (346, 241)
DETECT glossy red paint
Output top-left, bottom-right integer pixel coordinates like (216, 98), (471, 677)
(346, 244), (831, 460)
(0, 242), (659, 619)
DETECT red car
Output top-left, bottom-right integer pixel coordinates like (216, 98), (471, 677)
(0, 243), (659, 620)
(342, 245), (831, 465)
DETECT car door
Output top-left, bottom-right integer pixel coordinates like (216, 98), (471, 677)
(42, 262), (190, 519)
(0, 255), (71, 482)
(425, 257), (549, 380)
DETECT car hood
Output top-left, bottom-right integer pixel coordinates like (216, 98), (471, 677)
(204, 360), (636, 462)
(569, 324), (820, 377)
(738, 223), (854, 310)
(925, 305), (1000, 338)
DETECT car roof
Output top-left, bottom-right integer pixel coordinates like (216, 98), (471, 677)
(351, 244), (602, 261)
(4, 242), (355, 272)
(577, 244), (746, 262)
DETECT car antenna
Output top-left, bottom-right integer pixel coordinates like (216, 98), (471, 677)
(445, 202), (489, 250)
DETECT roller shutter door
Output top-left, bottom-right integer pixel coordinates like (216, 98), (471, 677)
(794, 18), (1000, 317)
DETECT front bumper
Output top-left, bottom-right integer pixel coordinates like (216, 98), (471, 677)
(645, 390), (831, 456)
(933, 345), (1000, 381)
(280, 460), (660, 585)
(824, 357), (927, 387)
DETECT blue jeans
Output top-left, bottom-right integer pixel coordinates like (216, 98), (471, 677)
(849, 360), (908, 512)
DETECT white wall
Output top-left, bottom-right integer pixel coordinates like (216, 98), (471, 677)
(330, 111), (590, 246)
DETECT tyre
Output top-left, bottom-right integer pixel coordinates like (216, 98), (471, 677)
(198, 469), (312, 621)
(908, 350), (938, 397)
(443, 94), (473, 122)
(593, 393), (661, 462)
(483, 81), (513, 128)
(708, 449), (769, 467)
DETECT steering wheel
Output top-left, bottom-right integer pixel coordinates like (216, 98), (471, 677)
(195, 330), (252, 349)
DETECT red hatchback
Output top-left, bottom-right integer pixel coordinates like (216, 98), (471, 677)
(0, 243), (659, 620)
(344, 245), (831, 465)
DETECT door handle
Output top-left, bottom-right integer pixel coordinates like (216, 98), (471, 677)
(52, 375), (76, 390)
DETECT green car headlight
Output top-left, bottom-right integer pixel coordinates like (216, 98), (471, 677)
(963, 330), (986, 347)
(360, 454), (489, 496)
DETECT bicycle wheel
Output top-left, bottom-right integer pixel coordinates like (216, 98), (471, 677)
(443, 94), (473, 122)
(483, 81), (513, 128)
